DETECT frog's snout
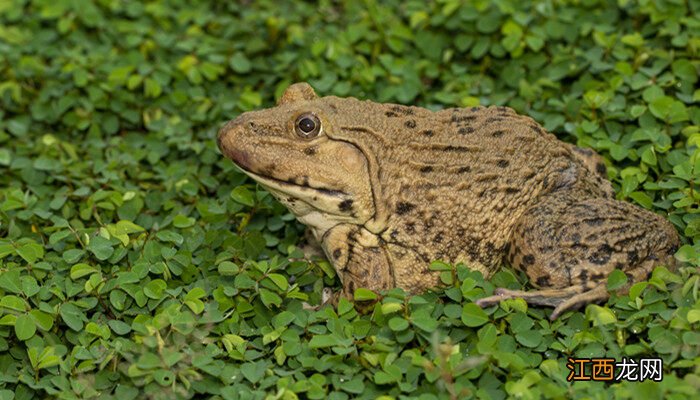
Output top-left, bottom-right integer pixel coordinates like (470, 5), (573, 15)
(217, 119), (237, 154)
(217, 117), (254, 171)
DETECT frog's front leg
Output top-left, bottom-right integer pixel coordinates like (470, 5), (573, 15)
(477, 191), (680, 320)
(321, 223), (395, 299)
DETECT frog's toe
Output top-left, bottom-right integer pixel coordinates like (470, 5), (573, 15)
(322, 287), (335, 304)
(302, 302), (320, 311)
(475, 288), (550, 310)
(476, 285), (609, 319)
(302, 287), (339, 310)
(549, 284), (608, 320)
(475, 291), (507, 308)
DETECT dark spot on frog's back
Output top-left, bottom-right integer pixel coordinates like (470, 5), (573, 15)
(338, 199), (353, 212)
(667, 242), (679, 255)
(522, 254), (536, 266)
(574, 147), (593, 156)
(523, 170), (536, 180)
(405, 120), (416, 129)
(457, 166), (471, 174)
(571, 233), (581, 246)
(589, 244), (613, 265)
(303, 146), (317, 156)
(442, 145), (480, 153)
(391, 105), (414, 115)
(405, 222), (416, 234)
(496, 159), (509, 168)
(396, 202), (415, 215)
(530, 124), (545, 135)
(451, 114), (476, 123)
(491, 130), (506, 138)
(515, 135), (536, 143)
(385, 111), (398, 118)
(333, 249), (342, 259)
(585, 217), (604, 226)
(421, 129), (434, 137)
(596, 162), (607, 176)
(458, 127), (475, 135)
(419, 166), (433, 173)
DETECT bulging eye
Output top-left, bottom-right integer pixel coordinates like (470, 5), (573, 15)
(295, 113), (321, 138)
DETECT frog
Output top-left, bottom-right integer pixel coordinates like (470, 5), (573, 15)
(217, 82), (680, 319)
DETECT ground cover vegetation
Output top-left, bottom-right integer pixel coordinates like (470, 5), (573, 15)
(0, 0), (699, 399)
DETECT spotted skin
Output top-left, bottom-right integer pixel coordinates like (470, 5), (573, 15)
(476, 188), (679, 319)
(218, 82), (680, 319)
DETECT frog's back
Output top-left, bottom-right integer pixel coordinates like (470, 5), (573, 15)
(313, 96), (612, 272)
(338, 103), (581, 272)
(323, 97), (578, 192)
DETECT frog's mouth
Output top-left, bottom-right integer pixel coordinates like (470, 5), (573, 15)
(223, 146), (354, 214)
(220, 140), (340, 193)
(236, 161), (349, 201)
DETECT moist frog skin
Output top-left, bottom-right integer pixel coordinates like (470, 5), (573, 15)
(218, 82), (680, 319)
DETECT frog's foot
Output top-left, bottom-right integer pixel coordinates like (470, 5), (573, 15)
(322, 287), (335, 304)
(302, 287), (337, 310)
(476, 284), (609, 320)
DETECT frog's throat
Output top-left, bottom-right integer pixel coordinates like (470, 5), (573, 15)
(234, 166), (365, 239)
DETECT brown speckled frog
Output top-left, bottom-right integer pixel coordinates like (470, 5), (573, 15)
(217, 82), (680, 319)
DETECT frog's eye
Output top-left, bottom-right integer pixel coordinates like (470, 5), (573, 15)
(295, 113), (321, 138)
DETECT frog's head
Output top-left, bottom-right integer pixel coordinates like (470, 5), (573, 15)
(218, 82), (375, 237)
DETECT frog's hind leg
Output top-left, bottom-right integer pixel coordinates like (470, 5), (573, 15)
(477, 192), (679, 320)
(479, 256), (668, 319)
(477, 283), (609, 320)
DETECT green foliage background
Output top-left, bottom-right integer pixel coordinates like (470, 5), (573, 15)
(1, 0), (699, 399)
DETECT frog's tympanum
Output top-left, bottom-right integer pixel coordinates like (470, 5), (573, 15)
(218, 83), (680, 319)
